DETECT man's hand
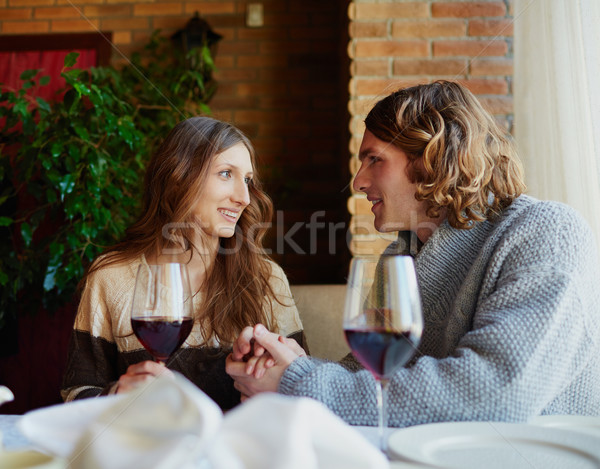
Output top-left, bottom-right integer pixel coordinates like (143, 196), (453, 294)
(226, 324), (306, 399)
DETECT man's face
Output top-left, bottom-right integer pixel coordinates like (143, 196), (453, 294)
(353, 130), (431, 234)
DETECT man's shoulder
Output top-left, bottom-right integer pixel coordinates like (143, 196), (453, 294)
(503, 195), (590, 234)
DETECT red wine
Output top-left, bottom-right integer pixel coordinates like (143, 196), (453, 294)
(131, 316), (193, 362)
(344, 328), (417, 379)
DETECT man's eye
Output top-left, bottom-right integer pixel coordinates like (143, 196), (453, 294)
(368, 156), (381, 165)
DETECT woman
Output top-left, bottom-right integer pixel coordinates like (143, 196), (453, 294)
(62, 117), (305, 410)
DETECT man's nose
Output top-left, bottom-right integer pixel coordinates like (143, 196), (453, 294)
(352, 161), (369, 193)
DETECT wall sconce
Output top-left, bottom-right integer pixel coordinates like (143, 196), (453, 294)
(171, 12), (223, 65)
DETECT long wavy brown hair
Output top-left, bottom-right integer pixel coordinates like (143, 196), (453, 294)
(83, 116), (279, 345)
(365, 80), (527, 229)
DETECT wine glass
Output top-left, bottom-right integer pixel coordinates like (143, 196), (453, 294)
(130, 263), (194, 366)
(343, 255), (423, 452)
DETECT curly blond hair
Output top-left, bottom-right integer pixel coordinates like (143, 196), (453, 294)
(365, 81), (526, 229)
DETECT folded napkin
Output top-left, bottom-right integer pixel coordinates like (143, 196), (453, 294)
(19, 374), (388, 469)
(0, 385), (14, 406)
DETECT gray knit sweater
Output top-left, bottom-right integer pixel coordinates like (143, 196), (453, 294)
(279, 195), (600, 427)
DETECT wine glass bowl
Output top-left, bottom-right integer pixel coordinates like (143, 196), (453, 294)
(343, 255), (423, 450)
(130, 263), (194, 365)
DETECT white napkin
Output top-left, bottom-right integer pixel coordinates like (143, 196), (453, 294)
(19, 374), (388, 469)
(0, 385), (14, 406)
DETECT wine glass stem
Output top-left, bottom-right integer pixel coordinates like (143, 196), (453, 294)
(376, 378), (390, 453)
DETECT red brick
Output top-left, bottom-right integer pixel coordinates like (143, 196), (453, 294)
(355, 40), (429, 58)
(237, 82), (287, 96)
(214, 55), (234, 68)
(237, 55), (288, 69)
(0, 8), (32, 20)
(210, 109), (234, 123)
(8, 0), (53, 5)
(479, 96), (513, 115)
(290, 26), (336, 41)
(470, 58), (513, 76)
(393, 58), (467, 76)
(101, 18), (148, 30)
(112, 30), (131, 45)
(83, 5), (132, 17)
(458, 78), (508, 95)
(263, 12), (309, 27)
(352, 59), (389, 77)
(238, 27), (288, 41)
(432, 2), (506, 18)
(350, 22), (387, 38)
(133, 3), (182, 16)
(34, 7), (81, 19)
(219, 41), (259, 55)
(258, 122), (311, 138)
(353, 77), (427, 96)
(259, 67), (311, 81)
(392, 19), (466, 38)
(433, 40), (508, 57)
(3, 20), (49, 33)
(58, 0), (103, 3)
(349, 97), (380, 118)
(51, 19), (100, 32)
(352, 2), (429, 20)
(234, 110), (287, 124)
(250, 136), (284, 154)
(184, 2), (235, 15)
(210, 95), (258, 110)
(469, 19), (513, 36)
(151, 17), (186, 30)
(213, 68), (258, 82)
(260, 41), (311, 55)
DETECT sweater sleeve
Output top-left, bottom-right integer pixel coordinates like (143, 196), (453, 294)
(61, 266), (124, 401)
(279, 206), (598, 426)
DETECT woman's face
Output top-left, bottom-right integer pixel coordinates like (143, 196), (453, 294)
(193, 143), (253, 240)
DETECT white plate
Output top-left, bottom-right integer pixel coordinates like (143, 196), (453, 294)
(529, 415), (600, 437)
(387, 421), (600, 469)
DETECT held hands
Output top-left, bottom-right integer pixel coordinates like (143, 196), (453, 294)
(115, 360), (175, 394)
(226, 324), (306, 400)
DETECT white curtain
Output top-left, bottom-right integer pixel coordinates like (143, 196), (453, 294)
(514, 0), (600, 250)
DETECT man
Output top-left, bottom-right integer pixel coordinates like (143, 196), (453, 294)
(226, 81), (600, 426)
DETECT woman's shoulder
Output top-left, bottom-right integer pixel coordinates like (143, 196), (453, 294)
(86, 253), (142, 292)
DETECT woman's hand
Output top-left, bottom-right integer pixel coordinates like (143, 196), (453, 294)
(225, 324), (306, 399)
(115, 360), (175, 394)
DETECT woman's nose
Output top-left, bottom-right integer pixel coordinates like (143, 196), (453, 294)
(233, 179), (250, 206)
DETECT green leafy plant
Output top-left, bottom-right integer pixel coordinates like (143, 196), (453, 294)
(0, 32), (216, 328)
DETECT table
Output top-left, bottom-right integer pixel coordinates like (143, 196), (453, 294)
(0, 414), (421, 467)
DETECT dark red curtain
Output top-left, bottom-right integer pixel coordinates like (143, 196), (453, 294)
(0, 49), (97, 100)
(0, 48), (98, 414)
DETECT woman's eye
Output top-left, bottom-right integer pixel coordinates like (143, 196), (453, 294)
(244, 177), (252, 185)
(219, 170), (232, 179)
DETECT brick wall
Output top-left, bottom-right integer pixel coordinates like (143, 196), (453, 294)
(0, 0), (351, 284)
(0, 0), (515, 275)
(347, 0), (514, 256)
